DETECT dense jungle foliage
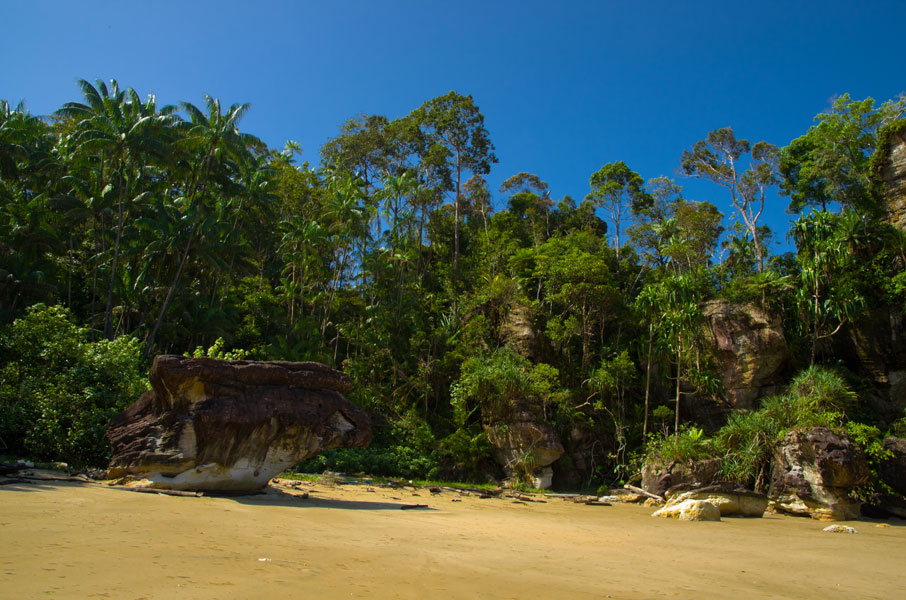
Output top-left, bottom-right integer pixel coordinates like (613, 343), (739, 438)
(1, 81), (905, 488)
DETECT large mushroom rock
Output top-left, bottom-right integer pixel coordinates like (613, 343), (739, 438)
(769, 427), (869, 521)
(702, 299), (790, 413)
(106, 355), (370, 491)
(483, 401), (563, 489)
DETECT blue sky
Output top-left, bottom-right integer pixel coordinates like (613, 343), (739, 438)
(3, 0), (904, 255)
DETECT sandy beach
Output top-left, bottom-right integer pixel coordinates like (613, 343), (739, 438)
(2, 474), (905, 599)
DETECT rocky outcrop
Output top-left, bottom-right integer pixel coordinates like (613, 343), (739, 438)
(106, 355), (370, 491)
(482, 395), (563, 489)
(703, 299), (790, 412)
(769, 427), (869, 521)
(641, 457), (720, 498)
(878, 124), (906, 229)
(843, 309), (906, 421)
(665, 483), (768, 518)
(485, 418), (563, 489)
(878, 436), (906, 497)
(652, 499), (721, 521)
(499, 304), (539, 360)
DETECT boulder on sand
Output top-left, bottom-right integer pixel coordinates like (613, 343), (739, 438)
(652, 499), (721, 522)
(106, 355), (370, 491)
(769, 427), (868, 521)
(665, 483), (768, 518)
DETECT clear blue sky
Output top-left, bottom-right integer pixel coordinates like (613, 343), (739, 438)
(3, 0), (904, 255)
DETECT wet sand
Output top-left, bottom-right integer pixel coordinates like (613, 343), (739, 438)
(2, 475), (905, 599)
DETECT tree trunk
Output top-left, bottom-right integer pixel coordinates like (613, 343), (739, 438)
(453, 150), (461, 287)
(145, 226), (195, 357)
(104, 167), (127, 339)
(643, 322), (654, 439)
(674, 340), (682, 439)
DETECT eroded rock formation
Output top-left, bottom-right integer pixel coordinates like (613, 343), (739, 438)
(879, 125), (906, 229)
(641, 457), (720, 498)
(499, 304), (539, 360)
(652, 499), (721, 521)
(769, 427), (868, 521)
(482, 398), (563, 489)
(107, 355), (370, 491)
(879, 436), (906, 497)
(665, 483), (768, 518)
(703, 299), (790, 412)
(843, 308), (906, 421)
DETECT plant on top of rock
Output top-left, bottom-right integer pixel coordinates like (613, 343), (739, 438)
(642, 365), (858, 492)
(188, 337), (253, 360)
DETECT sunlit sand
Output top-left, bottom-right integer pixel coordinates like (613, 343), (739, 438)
(2, 475), (904, 599)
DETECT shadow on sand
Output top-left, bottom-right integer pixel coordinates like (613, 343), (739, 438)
(229, 487), (438, 511)
(1, 474), (437, 512)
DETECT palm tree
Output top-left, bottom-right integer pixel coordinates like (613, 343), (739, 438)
(144, 95), (260, 355)
(56, 79), (177, 338)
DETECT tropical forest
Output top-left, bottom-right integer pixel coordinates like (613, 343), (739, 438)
(3, 80), (906, 507)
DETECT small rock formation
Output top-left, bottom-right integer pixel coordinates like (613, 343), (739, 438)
(703, 299), (790, 412)
(106, 355), (371, 491)
(641, 457), (720, 498)
(652, 499), (721, 522)
(769, 427), (869, 521)
(665, 483), (768, 518)
(823, 525), (859, 534)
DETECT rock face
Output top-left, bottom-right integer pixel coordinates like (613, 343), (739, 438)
(843, 308), (906, 421)
(499, 304), (539, 360)
(878, 436), (906, 498)
(485, 418), (563, 488)
(107, 355), (371, 491)
(703, 299), (790, 412)
(879, 127), (906, 230)
(666, 483), (768, 518)
(482, 397), (563, 489)
(641, 457), (720, 498)
(652, 499), (721, 521)
(769, 427), (869, 521)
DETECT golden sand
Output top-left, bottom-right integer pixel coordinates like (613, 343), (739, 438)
(2, 476), (905, 599)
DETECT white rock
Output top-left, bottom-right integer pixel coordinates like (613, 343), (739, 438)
(652, 499), (721, 521)
(823, 525), (858, 534)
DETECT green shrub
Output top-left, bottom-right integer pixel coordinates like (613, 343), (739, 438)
(646, 426), (711, 464)
(643, 365), (859, 492)
(845, 421), (897, 502)
(433, 427), (493, 482)
(0, 304), (149, 467)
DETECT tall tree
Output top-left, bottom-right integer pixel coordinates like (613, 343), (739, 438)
(145, 94), (259, 355)
(587, 161), (645, 261)
(410, 92), (496, 285)
(781, 94), (905, 213)
(681, 128), (778, 273)
(792, 209), (866, 365)
(57, 79), (176, 338)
